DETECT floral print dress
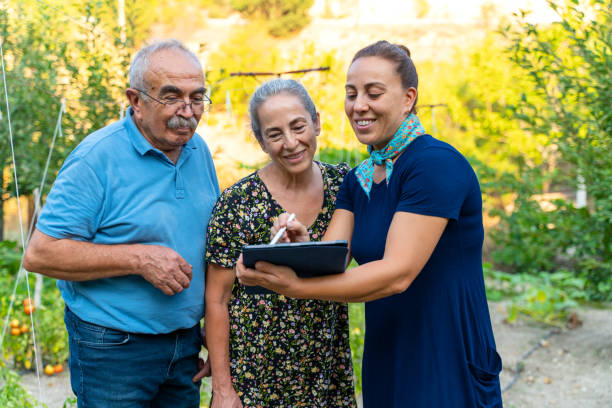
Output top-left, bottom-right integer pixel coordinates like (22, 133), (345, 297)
(206, 162), (356, 408)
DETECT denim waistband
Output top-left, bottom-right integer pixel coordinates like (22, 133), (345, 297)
(65, 306), (199, 336)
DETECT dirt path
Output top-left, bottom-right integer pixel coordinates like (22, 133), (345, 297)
(21, 368), (72, 408)
(22, 301), (612, 408)
(492, 302), (612, 408)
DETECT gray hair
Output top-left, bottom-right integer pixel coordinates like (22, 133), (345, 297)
(248, 78), (317, 142)
(129, 39), (202, 92)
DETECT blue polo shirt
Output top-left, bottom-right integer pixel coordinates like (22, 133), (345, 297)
(36, 110), (219, 334)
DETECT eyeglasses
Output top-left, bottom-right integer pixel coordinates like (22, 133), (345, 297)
(136, 88), (211, 113)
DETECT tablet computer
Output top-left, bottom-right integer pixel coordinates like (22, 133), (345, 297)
(241, 240), (349, 295)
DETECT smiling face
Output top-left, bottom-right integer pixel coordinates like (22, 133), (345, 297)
(127, 48), (206, 162)
(256, 93), (320, 175)
(345, 56), (417, 151)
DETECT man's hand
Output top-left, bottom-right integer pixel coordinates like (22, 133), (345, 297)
(135, 245), (193, 295)
(192, 325), (211, 382)
(192, 356), (211, 382)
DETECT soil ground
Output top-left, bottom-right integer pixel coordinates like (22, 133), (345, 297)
(493, 302), (612, 408)
(22, 301), (612, 408)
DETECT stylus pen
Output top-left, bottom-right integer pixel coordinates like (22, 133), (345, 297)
(270, 213), (296, 245)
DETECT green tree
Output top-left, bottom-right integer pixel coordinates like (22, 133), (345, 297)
(204, 24), (356, 188)
(207, 23), (346, 146)
(0, 1), (69, 239)
(230, 0), (315, 36)
(493, 0), (612, 300)
(417, 34), (549, 216)
(0, 0), (156, 240)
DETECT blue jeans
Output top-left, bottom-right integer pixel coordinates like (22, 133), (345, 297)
(64, 307), (201, 408)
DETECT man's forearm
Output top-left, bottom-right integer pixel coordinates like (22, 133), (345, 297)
(23, 229), (139, 280)
(25, 229), (193, 296)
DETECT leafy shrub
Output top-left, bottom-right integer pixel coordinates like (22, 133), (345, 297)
(318, 146), (368, 168)
(348, 302), (365, 396)
(230, 0), (314, 37)
(0, 241), (21, 275)
(0, 241), (68, 371)
(485, 265), (587, 325)
(0, 368), (38, 408)
(491, 0), (612, 301)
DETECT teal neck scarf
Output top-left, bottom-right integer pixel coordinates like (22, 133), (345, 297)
(355, 113), (425, 198)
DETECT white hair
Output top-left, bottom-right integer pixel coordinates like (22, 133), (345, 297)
(128, 39), (202, 91)
(248, 78), (318, 142)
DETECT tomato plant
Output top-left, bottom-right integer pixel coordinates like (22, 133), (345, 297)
(1, 242), (69, 371)
(0, 367), (38, 407)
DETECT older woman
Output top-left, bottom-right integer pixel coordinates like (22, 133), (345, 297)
(203, 79), (356, 407)
(237, 41), (503, 407)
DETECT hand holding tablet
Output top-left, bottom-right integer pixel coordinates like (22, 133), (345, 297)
(240, 240), (349, 295)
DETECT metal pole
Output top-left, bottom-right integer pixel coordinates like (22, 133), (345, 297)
(118, 0), (126, 43)
(576, 173), (587, 208)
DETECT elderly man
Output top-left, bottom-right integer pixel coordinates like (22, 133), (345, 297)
(23, 40), (219, 407)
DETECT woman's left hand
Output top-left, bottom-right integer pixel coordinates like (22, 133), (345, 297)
(235, 254), (299, 296)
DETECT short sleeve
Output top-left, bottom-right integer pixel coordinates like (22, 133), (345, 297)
(397, 147), (476, 221)
(205, 187), (248, 269)
(335, 170), (356, 213)
(36, 155), (105, 240)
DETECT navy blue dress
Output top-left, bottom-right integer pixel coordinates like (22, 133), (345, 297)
(336, 135), (502, 407)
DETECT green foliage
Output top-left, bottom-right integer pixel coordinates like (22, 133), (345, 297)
(1, 241), (68, 370)
(206, 24), (280, 120)
(0, 0), (151, 199)
(491, 0), (612, 301)
(0, 0), (159, 242)
(0, 367), (39, 408)
(199, 377), (212, 407)
(348, 302), (364, 397)
(36, 284), (70, 365)
(419, 34), (547, 177)
(0, 272), (69, 370)
(0, 0), (159, 239)
(207, 25), (347, 147)
(229, 0), (314, 36)
(416, 34), (551, 225)
(0, 240), (21, 274)
(0, 0), (164, 241)
(0, 1), (66, 200)
(62, 396), (77, 408)
(317, 146), (367, 168)
(485, 265), (587, 325)
(197, 0), (232, 17)
(149, 0), (230, 29)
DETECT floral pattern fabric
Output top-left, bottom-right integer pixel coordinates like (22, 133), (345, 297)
(206, 162), (356, 408)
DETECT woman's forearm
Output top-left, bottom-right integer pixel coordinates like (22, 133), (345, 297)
(205, 302), (235, 392)
(292, 258), (416, 302)
(240, 212), (448, 303)
(292, 213), (447, 302)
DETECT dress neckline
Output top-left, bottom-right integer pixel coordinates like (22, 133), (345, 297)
(254, 161), (329, 231)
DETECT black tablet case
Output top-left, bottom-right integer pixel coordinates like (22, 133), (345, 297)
(241, 240), (349, 295)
